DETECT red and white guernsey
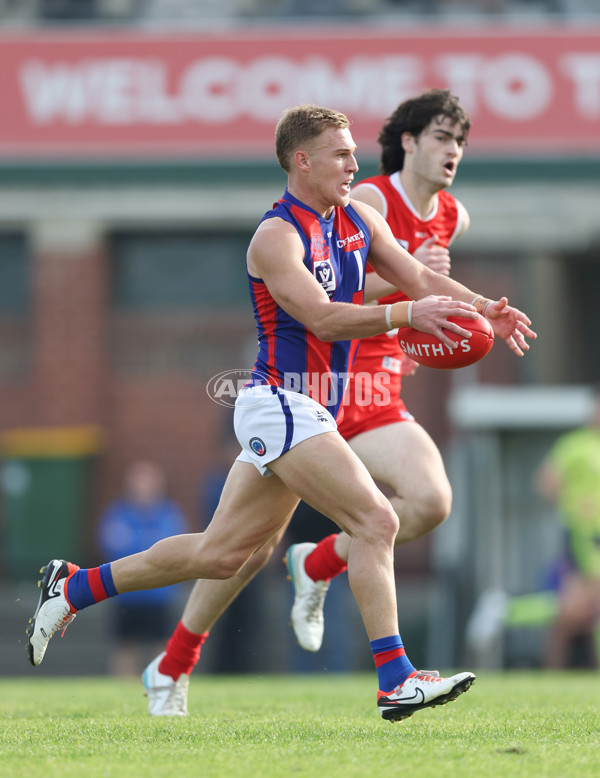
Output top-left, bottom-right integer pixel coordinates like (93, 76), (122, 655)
(337, 171), (464, 439)
(248, 189), (371, 421)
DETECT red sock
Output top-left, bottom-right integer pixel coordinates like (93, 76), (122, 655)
(158, 620), (209, 680)
(304, 534), (348, 582)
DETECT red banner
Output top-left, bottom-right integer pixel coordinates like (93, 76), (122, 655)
(1, 26), (600, 159)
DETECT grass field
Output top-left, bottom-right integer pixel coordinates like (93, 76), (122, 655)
(1, 671), (599, 778)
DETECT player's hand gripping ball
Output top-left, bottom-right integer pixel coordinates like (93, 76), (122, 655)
(396, 314), (494, 369)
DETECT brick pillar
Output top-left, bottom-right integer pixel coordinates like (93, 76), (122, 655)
(31, 220), (109, 427)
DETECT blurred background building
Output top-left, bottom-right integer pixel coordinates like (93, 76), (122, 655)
(1, 1), (600, 675)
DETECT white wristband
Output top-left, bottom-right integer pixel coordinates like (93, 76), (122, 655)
(385, 303), (393, 330)
(407, 300), (414, 328)
(471, 295), (491, 315)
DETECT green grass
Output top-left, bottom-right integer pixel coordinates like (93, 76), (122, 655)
(1, 672), (599, 778)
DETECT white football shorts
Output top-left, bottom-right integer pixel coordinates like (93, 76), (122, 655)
(235, 385), (338, 477)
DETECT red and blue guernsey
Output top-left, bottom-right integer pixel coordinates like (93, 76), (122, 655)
(248, 189), (371, 421)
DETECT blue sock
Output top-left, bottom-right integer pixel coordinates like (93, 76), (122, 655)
(66, 563), (118, 611)
(370, 634), (416, 692)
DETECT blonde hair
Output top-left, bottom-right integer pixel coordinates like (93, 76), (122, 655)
(275, 104), (350, 172)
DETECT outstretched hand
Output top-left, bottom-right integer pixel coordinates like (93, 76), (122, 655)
(410, 295), (479, 350)
(484, 297), (537, 356)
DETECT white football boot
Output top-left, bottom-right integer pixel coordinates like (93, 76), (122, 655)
(377, 670), (476, 722)
(143, 652), (189, 716)
(285, 543), (329, 652)
(27, 559), (78, 666)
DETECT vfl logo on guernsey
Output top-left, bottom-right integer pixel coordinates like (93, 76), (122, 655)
(314, 260), (336, 296)
(311, 234), (336, 296)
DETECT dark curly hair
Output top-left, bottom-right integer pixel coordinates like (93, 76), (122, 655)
(378, 89), (471, 175)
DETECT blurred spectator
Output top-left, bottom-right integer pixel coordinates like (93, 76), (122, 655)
(466, 389), (600, 669)
(465, 391), (600, 669)
(97, 460), (187, 676)
(534, 388), (600, 668)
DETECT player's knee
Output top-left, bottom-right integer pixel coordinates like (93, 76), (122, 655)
(188, 539), (252, 579)
(239, 542), (275, 578)
(382, 511), (401, 544)
(361, 501), (399, 546)
(417, 481), (452, 531)
(205, 551), (248, 579)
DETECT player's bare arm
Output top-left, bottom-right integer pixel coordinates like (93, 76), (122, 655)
(351, 184), (386, 214)
(247, 217), (405, 341)
(361, 236), (452, 304)
(364, 203), (471, 302)
(456, 199), (470, 238)
(247, 212), (474, 349)
(353, 199), (537, 354)
(350, 186), (397, 302)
